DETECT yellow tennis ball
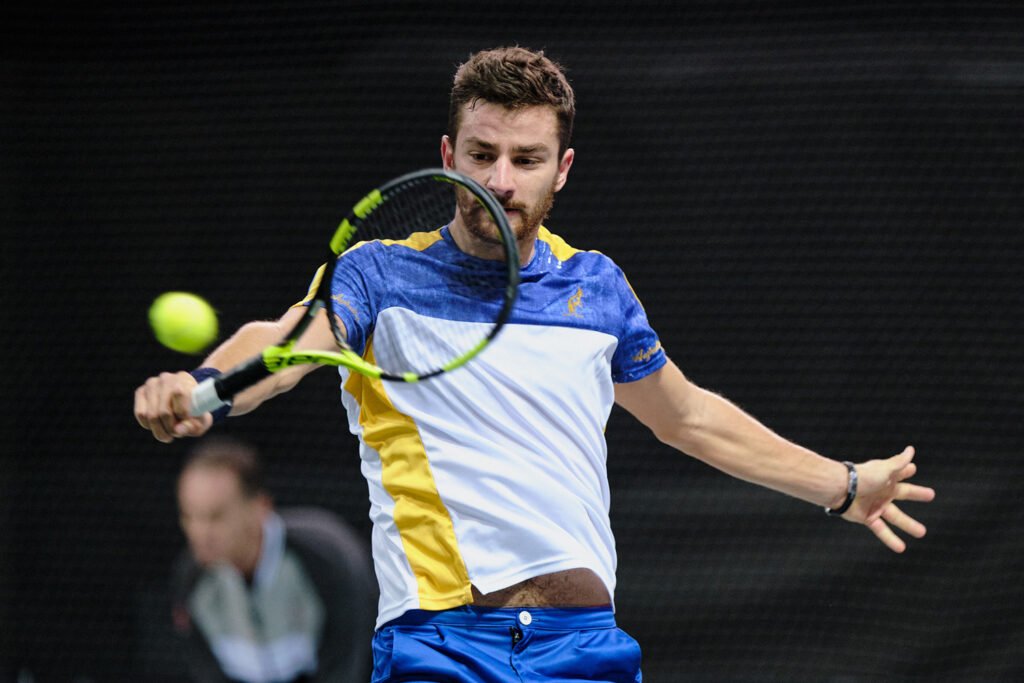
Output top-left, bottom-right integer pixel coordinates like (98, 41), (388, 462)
(148, 291), (219, 354)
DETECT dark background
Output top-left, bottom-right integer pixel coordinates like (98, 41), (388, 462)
(2, 2), (1022, 681)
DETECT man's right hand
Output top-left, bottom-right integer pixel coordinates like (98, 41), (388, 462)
(134, 371), (214, 443)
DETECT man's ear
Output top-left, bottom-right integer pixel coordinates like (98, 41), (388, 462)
(555, 147), (575, 192)
(441, 135), (455, 170)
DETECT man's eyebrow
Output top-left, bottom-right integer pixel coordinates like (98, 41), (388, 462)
(512, 143), (550, 155)
(463, 138), (551, 155)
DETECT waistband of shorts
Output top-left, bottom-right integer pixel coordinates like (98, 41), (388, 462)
(381, 605), (617, 631)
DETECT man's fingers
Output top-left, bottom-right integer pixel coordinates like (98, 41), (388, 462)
(147, 414), (175, 443)
(134, 379), (174, 442)
(133, 385), (152, 430)
(890, 445), (915, 470)
(868, 518), (907, 554)
(882, 503), (927, 539)
(897, 462), (917, 481)
(171, 389), (193, 421)
(853, 446), (930, 552)
(134, 371), (200, 443)
(174, 414), (212, 437)
(898, 482), (936, 503)
(157, 395), (183, 440)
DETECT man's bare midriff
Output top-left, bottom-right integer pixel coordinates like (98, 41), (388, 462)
(471, 568), (611, 608)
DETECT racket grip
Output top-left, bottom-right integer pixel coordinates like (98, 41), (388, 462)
(189, 377), (226, 416)
(188, 355), (272, 417)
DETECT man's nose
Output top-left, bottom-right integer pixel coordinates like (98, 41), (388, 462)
(486, 157), (515, 202)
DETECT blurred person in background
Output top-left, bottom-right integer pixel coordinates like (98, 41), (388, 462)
(172, 436), (376, 683)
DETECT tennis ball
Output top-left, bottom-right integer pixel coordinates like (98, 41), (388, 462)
(148, 291), (219, 354)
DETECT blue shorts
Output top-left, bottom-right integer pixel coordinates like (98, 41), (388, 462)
(372, 605), (642, 682)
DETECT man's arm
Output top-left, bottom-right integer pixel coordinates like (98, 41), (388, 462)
(614, 358), (935, 553)
(134, 305), (336, 443)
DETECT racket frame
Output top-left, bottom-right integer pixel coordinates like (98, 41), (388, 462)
(190, 168), (518, 416)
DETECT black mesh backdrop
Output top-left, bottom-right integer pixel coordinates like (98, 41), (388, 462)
(3, 2), (1022, 681)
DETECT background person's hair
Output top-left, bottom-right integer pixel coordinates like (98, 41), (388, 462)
(448, 46), (576, 156)
(180, 436), (268, 500)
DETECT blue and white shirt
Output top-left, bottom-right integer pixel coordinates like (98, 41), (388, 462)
(306, 225), (665, 628)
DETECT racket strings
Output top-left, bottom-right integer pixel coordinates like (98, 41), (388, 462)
(335, 176), (515, 378)
(361, 178), (450, 241)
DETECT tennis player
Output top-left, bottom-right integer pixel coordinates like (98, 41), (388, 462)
(135, 46), (935, 683)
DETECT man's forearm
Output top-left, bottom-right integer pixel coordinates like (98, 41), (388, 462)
(664, 387), (850, 508)
(199, 318), (307, 416)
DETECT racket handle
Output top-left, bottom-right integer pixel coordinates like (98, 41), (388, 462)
(188, 355), (272, 417)
(189, 377), (227, 416)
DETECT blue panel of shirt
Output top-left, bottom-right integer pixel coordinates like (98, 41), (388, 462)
(330, 227), (666, 383)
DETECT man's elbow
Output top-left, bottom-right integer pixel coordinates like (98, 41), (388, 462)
(650, 385), (708, 452)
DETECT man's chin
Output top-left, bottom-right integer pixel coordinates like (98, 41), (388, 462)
(458, 205), (540, 248)
(193, 553), (225, 568)
(465, 218), (506, 245)
(468, 229), (505, 245)
(514, 217), (543, 243)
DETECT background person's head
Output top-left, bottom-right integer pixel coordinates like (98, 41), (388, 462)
(177, 436), (271, 574)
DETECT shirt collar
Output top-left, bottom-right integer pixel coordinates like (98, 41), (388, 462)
(252, 510), (285, 591)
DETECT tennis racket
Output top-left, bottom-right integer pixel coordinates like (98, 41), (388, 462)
(190, 168), (519, 416)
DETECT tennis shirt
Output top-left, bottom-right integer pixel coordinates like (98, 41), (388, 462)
(307, 225), (666, 628)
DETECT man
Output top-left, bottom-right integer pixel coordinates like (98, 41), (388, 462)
(137, 47), (935, 682)
(172, 436), (376, 683)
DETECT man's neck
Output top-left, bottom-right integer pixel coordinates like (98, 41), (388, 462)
(235, 528), (264, 583)
(448, 219), (536, 266)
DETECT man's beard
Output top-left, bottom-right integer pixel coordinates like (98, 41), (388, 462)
(455, 181), (556, 247)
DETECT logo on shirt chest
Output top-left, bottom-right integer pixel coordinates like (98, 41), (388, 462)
(564, 287), (584, 318)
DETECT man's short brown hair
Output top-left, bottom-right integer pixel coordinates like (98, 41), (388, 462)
(448, 46), (576, 155)
(180, 436), (267, 499)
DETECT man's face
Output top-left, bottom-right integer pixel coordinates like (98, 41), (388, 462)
(177, 466), (267, 570)
(442, 101), (574, 260)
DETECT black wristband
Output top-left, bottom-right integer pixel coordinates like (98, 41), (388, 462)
(188, 368), (231, 424)
(825, 461), (858, 516)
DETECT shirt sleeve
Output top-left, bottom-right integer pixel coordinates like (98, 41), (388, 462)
(610, 268), (666, 383)
(293, 243), (378, 355)
(330, 244), (379, 355)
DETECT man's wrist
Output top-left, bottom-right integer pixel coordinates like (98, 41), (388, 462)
(825, 461), (858, 516)
(188, 368), (231, 424)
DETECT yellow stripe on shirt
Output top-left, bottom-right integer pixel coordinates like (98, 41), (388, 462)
(344, 340), (473, 610)
(537, 226), (582, 262)
(292, 229), (445, 308)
